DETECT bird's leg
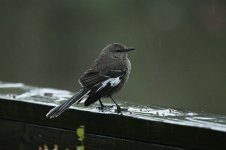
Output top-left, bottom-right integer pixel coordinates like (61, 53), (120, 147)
(97, 100), (113, 111)
(109, 96), (122, 113)
(99, 100), (105, 108)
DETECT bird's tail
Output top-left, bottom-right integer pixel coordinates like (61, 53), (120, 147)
(46, 88), (90, 118)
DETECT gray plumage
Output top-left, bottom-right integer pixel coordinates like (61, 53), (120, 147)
(46, 43), (134, 118)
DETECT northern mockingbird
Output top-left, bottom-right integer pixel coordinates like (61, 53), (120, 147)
(46, 43), (134, 118)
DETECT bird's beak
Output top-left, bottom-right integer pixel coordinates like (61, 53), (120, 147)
(118, 47), (135, 52)
(126, 47), (135, 52)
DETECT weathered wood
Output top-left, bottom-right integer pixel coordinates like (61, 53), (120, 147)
(0, 82), (226, 150)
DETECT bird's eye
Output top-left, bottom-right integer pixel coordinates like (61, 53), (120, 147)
(116, 50), (122, 52)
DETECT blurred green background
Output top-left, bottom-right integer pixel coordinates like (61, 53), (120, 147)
(0, 0), (226, 115)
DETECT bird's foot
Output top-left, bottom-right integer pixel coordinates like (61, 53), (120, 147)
(114, 105), (128, 114)
(115, 106), (122, 113)
(97, 105), (114, 112)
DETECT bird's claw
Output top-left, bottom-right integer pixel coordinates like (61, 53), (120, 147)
(115, 106), (128, 114)
(96, 105), (114, 111)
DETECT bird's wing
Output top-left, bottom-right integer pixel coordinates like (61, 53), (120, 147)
(80, 69), (127, 106)
(79, 68), (126, 89)
(93, 69), (127, 92)
(79, 71), (108, 88)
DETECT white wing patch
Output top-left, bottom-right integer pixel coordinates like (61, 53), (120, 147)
(96, 77), (121, 92)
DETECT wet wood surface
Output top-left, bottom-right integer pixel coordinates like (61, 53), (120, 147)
(0, 82), (226, 150)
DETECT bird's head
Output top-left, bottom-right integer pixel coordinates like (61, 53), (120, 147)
(100, 43), (135, 59)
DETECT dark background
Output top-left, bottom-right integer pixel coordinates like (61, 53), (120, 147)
(0, 0), (226, 115)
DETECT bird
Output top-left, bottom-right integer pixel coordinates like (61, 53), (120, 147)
(46, 43), (135, 118)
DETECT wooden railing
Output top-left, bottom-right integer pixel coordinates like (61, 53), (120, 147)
(0, 82), (226, 150)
